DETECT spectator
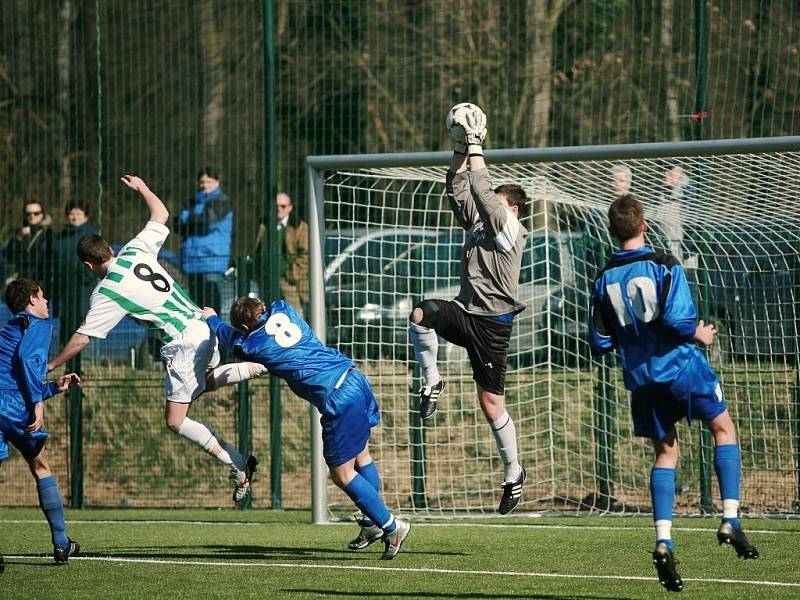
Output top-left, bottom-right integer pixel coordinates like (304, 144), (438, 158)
(610, 164), (632, 198)
(51, 203), (98, 345)
(654, 160), (697, 264)
(174, 168), (233, 312)
(256, 193), (309, 316)
(6, 202), (55, 292)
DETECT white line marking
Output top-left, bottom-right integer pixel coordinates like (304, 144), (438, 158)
(3, 555), (798, 588)
(0, 518), (796, 535)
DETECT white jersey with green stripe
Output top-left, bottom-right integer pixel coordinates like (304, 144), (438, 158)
(77, 221), (202, 343)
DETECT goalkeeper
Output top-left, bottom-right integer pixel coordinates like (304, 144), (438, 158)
(589, 194), (758, 593)
(409, 103), (529, 515)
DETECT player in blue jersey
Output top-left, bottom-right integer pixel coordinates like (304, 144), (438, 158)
(589, 195), (759, 593)
(202, 297), (411, 560)
(0, 278), (81, 563)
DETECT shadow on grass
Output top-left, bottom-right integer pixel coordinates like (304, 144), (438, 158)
(0, 558), (64, 569)
(98, 543), (465, 561)
(282, 590), (635, 600)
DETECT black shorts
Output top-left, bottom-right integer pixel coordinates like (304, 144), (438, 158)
(417, 299), (513, 394)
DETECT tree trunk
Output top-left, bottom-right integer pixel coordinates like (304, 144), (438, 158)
(510, 0), (567, 149)
(529, 0), (551, 148)
(57, 0), (73, 204)
(199, 1), (224, 156)
(660, 0), (681, 142)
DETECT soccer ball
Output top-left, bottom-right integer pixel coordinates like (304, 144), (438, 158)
(446, 102), (482, 143)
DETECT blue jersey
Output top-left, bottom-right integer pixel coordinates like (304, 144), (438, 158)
(0, 312), (59, 421)
(207, 300), (354, 416)
(589, 246), (707, 390)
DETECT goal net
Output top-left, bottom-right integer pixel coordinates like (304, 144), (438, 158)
(310, 138), (800, 518)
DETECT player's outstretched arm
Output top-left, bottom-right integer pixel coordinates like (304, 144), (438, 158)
(202, 307), (245, 351)
(48, 333), (91, 373)
(121, 175), (169, 225)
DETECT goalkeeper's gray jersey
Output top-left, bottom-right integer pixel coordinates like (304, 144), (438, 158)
(446, 168), (527, 316)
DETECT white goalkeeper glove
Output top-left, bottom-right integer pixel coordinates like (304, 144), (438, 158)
(446, 103), (473, 155)
(460, 105), (487, 156)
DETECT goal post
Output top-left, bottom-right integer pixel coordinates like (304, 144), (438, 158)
(307, 136), (800, 521)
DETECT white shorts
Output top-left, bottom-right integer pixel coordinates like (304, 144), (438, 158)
(160, 319), (221, 404)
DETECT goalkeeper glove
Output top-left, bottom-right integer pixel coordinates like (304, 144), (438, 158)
(460, 105), (487, 156)
(446, 103), (472, 155)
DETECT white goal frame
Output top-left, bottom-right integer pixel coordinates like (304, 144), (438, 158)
(306, 136), (800, 524)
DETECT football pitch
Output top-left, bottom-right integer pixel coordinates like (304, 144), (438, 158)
(1, 509), (798, 599)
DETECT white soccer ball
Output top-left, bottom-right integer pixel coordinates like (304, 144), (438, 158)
(446, 102), (481, 143)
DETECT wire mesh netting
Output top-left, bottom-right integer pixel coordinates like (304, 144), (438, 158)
(318, 148), (800, 517)
(0, 1), (799, 509)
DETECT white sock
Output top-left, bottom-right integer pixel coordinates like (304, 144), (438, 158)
(490, 411), (520, 482)
(210, 362), (267, 389)
(723, 499), (739, 520)
(177, 417), (234, 466)
(655, 519), (672, 542)
(409, 321), (440, 386)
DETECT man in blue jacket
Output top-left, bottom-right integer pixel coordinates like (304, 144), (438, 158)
(0, 278), (80, 563)
(175, 168), (233, 311)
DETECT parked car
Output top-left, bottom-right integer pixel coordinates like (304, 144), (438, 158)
(384, 230), (594, 365)
(682, 222), (799, 360)
(323, 227), (439, 359)
(327, 228), (593, 365)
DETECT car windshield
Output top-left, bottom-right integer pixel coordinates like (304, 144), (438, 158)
(394, 231), (572, 286)
(325, 232), (436, 284)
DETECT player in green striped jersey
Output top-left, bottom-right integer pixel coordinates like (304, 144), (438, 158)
(48, 175), (265, 503)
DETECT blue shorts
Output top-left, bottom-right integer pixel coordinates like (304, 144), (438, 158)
(0, 399), (48, 462)
(320, 370), (380, 467)
(630, 358), (727, 441)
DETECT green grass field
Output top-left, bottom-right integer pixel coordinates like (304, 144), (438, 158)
(1, 509), (798, 599)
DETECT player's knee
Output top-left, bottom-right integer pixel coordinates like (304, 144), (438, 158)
(165, 414), (184, 433)
(411, 299), (442, 329)
(478, 391), (505, 422)
(28, 453), (51, 479)
(708, 411), (737, 444)
(329, 468), (351, 489)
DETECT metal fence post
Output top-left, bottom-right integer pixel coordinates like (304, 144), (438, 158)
(68, 355), (84, 508)
(410, 363), (427, 509)
(699, 240), (713, 513)
(793, 248), (800, 512)
(594, 355), (616, 510)
(236, 257), (254, 510)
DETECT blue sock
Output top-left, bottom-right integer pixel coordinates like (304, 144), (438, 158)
(651, 467), (675, 546)
(714, 444), (741, 528)
(343, 473), (396, 534)
(354, 462), (382, 527)
(657, 539), (674, 552)
(36, 476), (68, 548)
(356, 461), (381, 492)
(650, 467), (676, 521)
